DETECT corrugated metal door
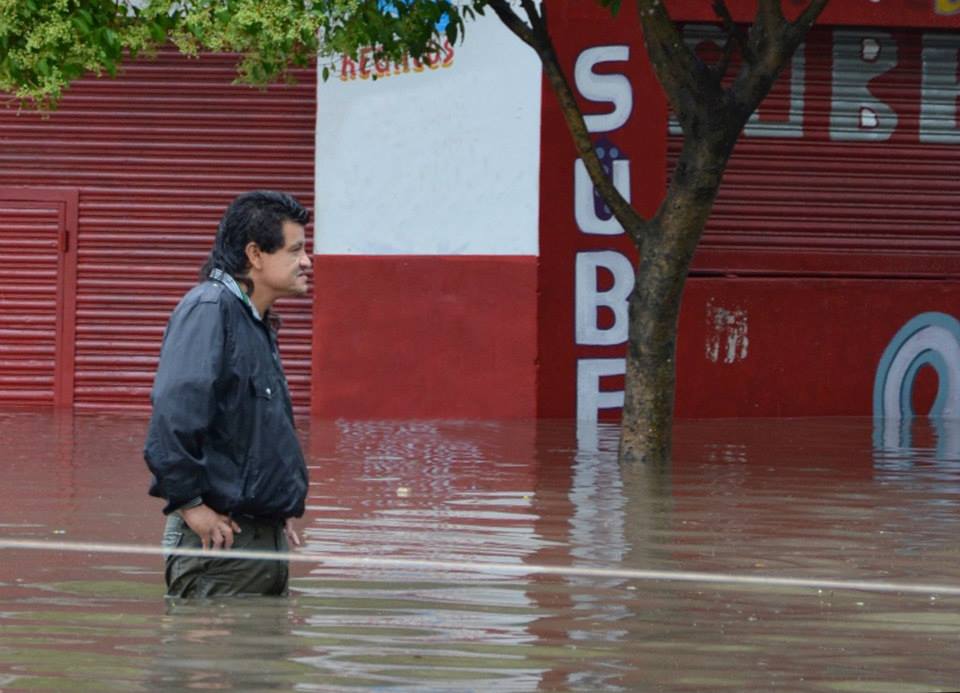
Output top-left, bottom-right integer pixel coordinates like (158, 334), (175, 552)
(0, 49), (315, 413)
(0, 190), (78, 406)
(673, 26), (960, 277)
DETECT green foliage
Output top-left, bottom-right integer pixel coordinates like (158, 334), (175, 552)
(164, 0), (327, 85)
(0, 0), (159, 104)
(321, 0), (461, 67)
(0, 0), (466, 106)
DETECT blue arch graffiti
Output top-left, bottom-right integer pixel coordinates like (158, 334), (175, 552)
(873, 312), (960, 457)
(873, 311), (960, 420)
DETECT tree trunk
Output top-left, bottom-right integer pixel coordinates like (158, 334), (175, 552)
(619, 236), (685, 465)
(619, 134), (734, 464)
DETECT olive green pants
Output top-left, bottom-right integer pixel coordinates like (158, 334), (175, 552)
(162, 513), (290, 598)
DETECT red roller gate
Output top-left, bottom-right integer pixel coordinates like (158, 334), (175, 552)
(0, 49), (316, 412)
(682, 25), (960, 279)
(0, 190), (77, 407)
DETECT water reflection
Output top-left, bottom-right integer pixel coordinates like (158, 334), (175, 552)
(3, 411), (960, 690)
(148, 599), (307, 690)
(874, 416), (960, 467)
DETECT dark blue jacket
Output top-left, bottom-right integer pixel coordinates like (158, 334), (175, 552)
(144, 279), (308, 520)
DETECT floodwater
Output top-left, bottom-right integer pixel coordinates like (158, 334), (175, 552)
(3, 412), (960, 691)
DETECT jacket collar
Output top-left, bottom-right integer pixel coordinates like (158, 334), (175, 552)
(208, 268), (262, 321)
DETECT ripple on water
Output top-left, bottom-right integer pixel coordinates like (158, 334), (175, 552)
(2, 413), (960, 690)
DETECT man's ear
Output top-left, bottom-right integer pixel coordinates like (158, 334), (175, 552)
(245, 241), (262, 270)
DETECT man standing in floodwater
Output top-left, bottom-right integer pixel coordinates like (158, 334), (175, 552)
(144, 191), (311, 598)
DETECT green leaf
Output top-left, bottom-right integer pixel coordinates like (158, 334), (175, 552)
(73, 13), (91, 33)
(598, 0), (622, 15)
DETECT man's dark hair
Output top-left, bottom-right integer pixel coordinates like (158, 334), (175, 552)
(199, 190), (311, 285)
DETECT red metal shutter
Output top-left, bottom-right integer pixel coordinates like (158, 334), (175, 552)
(674, 26), (960, 278)
(0, 201), (61, 404)
(0, 190), (77, 406)
(0, 49), (316, 412)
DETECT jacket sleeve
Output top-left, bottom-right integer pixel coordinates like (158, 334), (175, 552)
(144, 298), (225, 514)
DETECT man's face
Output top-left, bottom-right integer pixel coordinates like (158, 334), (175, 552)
(258, 220), (311, 298)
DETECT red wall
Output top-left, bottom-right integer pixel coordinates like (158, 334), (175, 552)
(674, 279), (960, 417)
(667, 0), (960, 28)
(311, 256), (537, 418)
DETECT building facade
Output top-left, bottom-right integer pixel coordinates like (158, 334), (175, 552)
(3, 1), (960, 422)
(313, 0), (960, 422)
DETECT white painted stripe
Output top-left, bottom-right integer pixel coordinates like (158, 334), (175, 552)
(4, 537), (960, 596)
(314, 15), (541, 256)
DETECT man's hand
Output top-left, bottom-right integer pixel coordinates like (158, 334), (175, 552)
(284, 518), (301, 548)
(179, 504), (242, 550)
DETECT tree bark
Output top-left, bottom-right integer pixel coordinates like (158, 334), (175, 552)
(619, 130), (733, 464)
(619, 241), (683, 466)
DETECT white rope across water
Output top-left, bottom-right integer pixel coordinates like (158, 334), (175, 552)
(2, 537), (960, 597)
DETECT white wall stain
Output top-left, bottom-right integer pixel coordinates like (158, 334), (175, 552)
(706, 300), (749, 364)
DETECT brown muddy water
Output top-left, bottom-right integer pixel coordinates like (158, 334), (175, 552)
(2, 411), (960, 691)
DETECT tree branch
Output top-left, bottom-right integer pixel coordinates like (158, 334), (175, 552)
(726, 0), (829, 130)
(518, 0), (546, 36)
(490, 0), (648, 240)
(636, 0), (723, 133)
(636, 0), (702, 88)
(742, 0), (789, 79)
(756, 0), (785, 29)
(786, 0), (830, 48)
(485, 0), (539, 50)
(712, 0), (753, 70)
